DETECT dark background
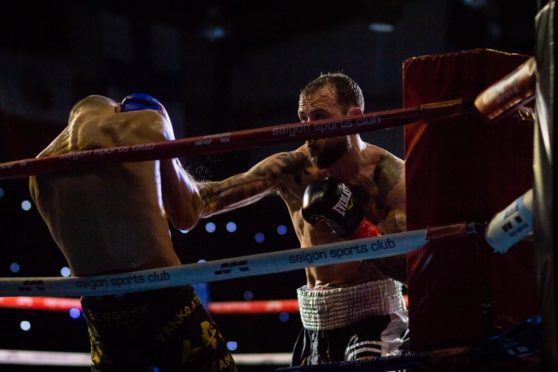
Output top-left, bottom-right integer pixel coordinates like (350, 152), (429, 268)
(0, 0), (538, 370)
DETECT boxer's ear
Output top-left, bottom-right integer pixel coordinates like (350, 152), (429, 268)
(347, 106), (363, 117)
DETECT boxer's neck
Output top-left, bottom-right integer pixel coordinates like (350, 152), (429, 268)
(323, 134), (365, 179)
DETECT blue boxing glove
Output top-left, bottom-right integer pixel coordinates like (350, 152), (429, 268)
(120, 93), (168, 119)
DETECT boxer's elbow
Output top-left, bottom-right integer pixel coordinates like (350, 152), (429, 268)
(383, 209), (407, 234)
(170, 215), (199, 233)
(165, 190), (203, 232)
(165, 204), (200, 232)
(160, 159), (204, 230)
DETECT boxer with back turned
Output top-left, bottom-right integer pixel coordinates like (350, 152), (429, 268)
(29, 93), (236, 371)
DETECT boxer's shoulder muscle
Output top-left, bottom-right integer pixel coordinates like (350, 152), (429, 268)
(98, 110), (169, 147)
(277, 149), (323, 204)
(343, 145), (405, 230)
(372, 152), (404, 196)
(369, 151), (406, 233)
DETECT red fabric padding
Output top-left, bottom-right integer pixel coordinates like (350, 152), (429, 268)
(403, 49), (537, 353)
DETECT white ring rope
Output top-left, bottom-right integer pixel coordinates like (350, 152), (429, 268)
(0, 349), (291, 367)
(0, 225), (473, 298)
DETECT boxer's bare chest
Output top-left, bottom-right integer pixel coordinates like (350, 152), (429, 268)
(278, 154), (382, 243)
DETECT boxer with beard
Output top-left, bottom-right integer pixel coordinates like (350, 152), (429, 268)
(199, 73), (408, 365)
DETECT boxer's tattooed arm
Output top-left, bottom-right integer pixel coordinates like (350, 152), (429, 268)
(359, 152), (407, 284)
(198, 151), (306, 217)
(370, 153), (406, 233)
(373, 154), (403, 206)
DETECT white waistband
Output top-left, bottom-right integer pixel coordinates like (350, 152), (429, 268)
(297, 279), (405, 331)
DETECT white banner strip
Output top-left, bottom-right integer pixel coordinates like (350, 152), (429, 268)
(0, 229), (427, 297)
(0, 349), (291, 366)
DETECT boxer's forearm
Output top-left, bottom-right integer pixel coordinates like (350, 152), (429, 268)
(197, 151), (301, 217)
(198, 176), (276, 218)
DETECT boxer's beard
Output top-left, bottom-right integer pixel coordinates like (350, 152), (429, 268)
(307, 137), (349, 169)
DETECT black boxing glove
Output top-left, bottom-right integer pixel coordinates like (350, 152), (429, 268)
(302, 177), (381, 239)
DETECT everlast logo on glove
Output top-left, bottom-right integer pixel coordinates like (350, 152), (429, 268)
(332, 184), (353, 217)
(302, 178), (365, 237)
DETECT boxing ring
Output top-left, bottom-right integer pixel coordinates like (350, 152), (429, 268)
(0, 7), (554, 369)
(0, 297), (297, 367)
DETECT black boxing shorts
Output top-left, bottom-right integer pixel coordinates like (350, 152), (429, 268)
(81, 285), (237, 371)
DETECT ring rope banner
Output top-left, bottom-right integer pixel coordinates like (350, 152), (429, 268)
(0, 99), (468, 180)
(0, 223), (476, 297)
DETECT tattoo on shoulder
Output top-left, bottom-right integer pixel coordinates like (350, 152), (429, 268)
(373, 154), (403, 199)
(247, 152), (304, 179)
(275, 152), (307, 185)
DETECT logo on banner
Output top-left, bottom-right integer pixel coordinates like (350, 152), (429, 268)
(18, 280), (45, 292)
(214, 260), (250, 275)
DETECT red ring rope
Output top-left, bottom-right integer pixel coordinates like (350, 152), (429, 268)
(0, 296), (299, 314)
(0, 99), (468, 180)
(0, 295), (410, 314)
(474, 57), (536, 121)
